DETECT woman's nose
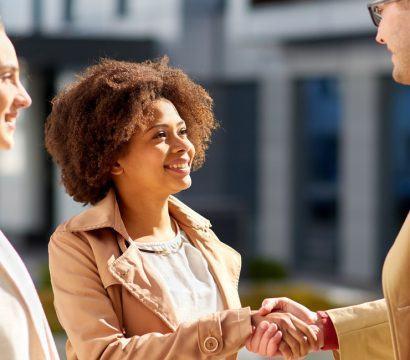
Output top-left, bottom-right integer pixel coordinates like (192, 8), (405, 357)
(171, 135), (190, 153)
(15, 82), (32, 109)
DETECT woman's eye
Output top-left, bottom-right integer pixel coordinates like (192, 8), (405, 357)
(179, 128), (188, 136)
(154, 131), (167, 139)
(0, 73), (14, 82)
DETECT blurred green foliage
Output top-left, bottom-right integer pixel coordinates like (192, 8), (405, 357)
(38, 262), (51, 290)
(244, 258), (337, 311)
(37, 263), (64, 333)
(247, 257), (288, 281)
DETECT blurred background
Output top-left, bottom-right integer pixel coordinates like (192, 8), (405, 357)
(1, 0), (409, 358)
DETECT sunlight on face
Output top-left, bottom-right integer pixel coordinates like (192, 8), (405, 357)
(0, 31), (31, 150)
(376, 2), (410, 84)
(113, 98), (196, 198)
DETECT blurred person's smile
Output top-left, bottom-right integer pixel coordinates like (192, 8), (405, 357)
(4, 110), (18, 129)
(0, 31), (31, 150)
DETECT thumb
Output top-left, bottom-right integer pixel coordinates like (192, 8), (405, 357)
(258, 298), (282, 315)
(286, 299), (317, 324)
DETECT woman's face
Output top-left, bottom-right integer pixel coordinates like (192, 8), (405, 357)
(0, 31), (32, 150)
(113, 98), (195, 197)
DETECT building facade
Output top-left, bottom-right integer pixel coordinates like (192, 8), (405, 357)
(0, 0), (408, 287)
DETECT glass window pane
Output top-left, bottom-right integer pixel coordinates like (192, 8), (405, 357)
(183, 82), (258, 256)
(294, 77), (341, 274)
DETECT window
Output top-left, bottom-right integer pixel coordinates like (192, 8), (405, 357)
(183, 81), (258, 257)
(64, 0), (74, 22)
(117, 0), (128, 18)
(293, 77), (341, 274)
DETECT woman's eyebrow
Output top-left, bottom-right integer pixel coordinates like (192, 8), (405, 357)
(0, 65), (18, 73)
(0, 65), (18, 71)
(146, 120), (186, 132)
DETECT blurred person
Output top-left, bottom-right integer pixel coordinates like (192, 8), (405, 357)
(0, 21), (59, 360)
(44, 57), (320, 360)
(247, 0), (410, 359)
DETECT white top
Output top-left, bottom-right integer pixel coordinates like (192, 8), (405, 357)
(133, 223), (224, 324)
(0, 231), (59, 360)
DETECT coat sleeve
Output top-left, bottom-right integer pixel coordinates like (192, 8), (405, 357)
(49, 231), (252, 360)
(327, 299), (394, 360)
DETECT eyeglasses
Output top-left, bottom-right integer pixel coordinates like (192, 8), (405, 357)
(367, 0), (398, 27)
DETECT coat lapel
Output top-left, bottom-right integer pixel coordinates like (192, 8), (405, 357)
(107, 239), (180, 331)
(168, 196), (242, 310)
(382, 212), (410, 360)
(383, 212), (410, 308)
(181, 225), (242, 310)
(70, 191), (180, 331)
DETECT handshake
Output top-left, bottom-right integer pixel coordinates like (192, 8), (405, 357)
(247, 297), (324, 359)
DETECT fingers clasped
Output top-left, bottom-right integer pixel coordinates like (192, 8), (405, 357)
(247, 298), (321, 360)
(246, 321), (282, 357)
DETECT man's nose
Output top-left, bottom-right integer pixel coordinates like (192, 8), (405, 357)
(376, 25), (385, 45)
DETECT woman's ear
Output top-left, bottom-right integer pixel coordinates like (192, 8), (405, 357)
(111, 162), (124, 176)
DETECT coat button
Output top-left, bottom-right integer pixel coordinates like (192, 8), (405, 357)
(203, 336), (219, 353)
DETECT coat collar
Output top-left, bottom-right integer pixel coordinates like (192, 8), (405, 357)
(64, 188), (211, 239)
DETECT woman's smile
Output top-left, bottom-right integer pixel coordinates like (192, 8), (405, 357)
(164, 158), (191, 176)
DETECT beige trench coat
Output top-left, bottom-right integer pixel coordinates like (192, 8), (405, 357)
(327, 213), (410, 359)
(49, 190), (252, 360)
(0, 231), (59, 360)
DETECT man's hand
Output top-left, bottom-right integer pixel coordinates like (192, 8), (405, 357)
(259, 297), (324, 351)
(258, 297), (317, 324)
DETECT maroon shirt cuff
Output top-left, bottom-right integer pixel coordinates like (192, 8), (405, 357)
(317, 311), (339, 351)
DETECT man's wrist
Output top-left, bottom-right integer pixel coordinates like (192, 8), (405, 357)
(314, 311), (325, 349)
(316, 311), (339, 351)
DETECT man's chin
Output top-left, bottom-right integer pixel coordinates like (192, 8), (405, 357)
(392, 67), (410, 85)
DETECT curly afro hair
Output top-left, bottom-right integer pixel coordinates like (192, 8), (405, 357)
(45, 57), (218, 205)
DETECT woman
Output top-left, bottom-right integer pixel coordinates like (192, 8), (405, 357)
(0, 21), (59, 359)
(45, 58), (317, 359)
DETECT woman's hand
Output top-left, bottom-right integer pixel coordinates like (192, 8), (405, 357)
(246, 317), (282, 357)
(247, 310), (319, 359)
